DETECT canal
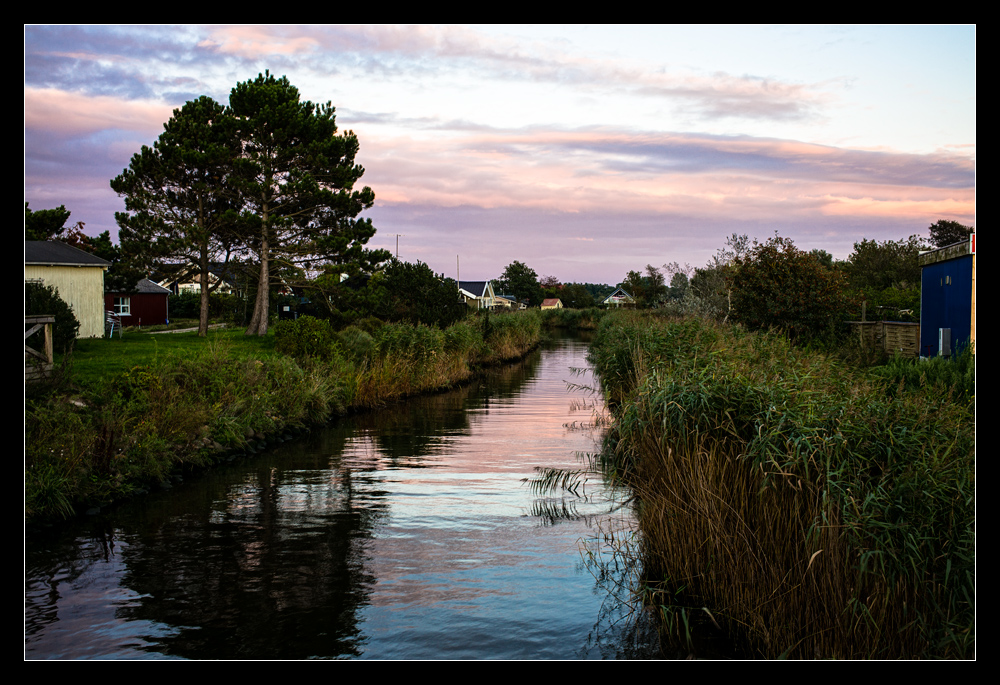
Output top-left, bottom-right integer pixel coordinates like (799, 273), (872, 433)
(25, 333), (655, 659)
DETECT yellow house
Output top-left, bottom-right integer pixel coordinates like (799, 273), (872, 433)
(25, 241), (110, 338)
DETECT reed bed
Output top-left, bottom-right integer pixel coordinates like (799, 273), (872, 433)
(539, 307), (607, 330)
(588, 311), (974, 659)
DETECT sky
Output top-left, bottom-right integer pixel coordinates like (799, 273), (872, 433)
(24, 25), (975, 285)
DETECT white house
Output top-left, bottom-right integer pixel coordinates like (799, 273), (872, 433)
(25, 241), (110, 338)
(458, 280), (498, 309)
(602, 288), (635, 308)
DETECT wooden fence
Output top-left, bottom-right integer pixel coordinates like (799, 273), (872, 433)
(25, 315), (54, 381)
(848, 320), (920, 358)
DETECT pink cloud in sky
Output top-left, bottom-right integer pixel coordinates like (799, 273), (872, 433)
(199, 25), (323, 58)
(358, 126), (975, 226)
(25, 87), (172, 138)
(819, 195), (975, 220)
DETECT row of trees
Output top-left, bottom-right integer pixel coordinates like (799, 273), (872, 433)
(494, 261), (610, 309)
(110, 72), (386, 337)
(679, 219), (973, 342)
(512, 218), (966, 342)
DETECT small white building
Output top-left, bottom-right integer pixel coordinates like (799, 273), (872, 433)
(25, 241), (110, 338)
(602, 288), (635, 308)
(458, 280), (498, 309)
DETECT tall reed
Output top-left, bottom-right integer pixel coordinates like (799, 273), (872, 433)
(589, 311), (974, 658)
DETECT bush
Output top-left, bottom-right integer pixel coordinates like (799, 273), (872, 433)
(871, 343), (975, 406)
(273, 315), (341, 361)
(168, 291), (202, 319)
(336, 326), (374, 362)
(729, 235), (853, 342)
(377, 259), (466, 328)
(25, 283), (80, 353)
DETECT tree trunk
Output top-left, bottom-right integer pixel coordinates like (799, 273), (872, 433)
(198, 242), (210, 337)
(246, 213), (270, 336)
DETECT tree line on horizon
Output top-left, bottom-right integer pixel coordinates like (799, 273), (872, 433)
(489, 218), (971, 343)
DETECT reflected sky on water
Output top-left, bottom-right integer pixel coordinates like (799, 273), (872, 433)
(26, 334), (655, 660)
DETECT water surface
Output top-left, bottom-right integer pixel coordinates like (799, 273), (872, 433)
(25, 335), (651, 659)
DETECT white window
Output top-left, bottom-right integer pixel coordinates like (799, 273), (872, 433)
(114, 297), (131, 315)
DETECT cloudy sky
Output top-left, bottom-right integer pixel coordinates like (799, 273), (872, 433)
(24, 25), (975, 285)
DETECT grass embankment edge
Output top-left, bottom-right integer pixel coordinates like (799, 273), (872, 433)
(25, 311), (544, 524)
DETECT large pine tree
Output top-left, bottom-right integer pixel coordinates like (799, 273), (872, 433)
(111, 95), (240, 336)
(229, 72), (385, 336)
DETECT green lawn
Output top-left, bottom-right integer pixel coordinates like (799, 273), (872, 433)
(64, 327), (279, 388)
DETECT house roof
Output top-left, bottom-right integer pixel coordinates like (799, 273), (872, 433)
(918, 239), (974, 268)
(106, 278), (172, 295)
(603, 287), (634, 302)
(541, 298), (562, 307)
(135, 278), (171, 294)
(25, 240), (111, 267)
(458, 281), (493, 298)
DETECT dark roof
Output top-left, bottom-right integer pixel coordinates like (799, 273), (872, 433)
(25, 240), (111, 267)
(136, 278), (171, 294)
(105, 278), (170, 295)
(458, 280), (491, 297)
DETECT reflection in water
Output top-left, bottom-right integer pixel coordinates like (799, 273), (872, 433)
(25, 335), (656, 659)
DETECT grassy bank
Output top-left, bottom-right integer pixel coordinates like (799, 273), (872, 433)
(25, 310), (542, 523)
(538, 306), (607, 330)
(587, 311), (974, 659)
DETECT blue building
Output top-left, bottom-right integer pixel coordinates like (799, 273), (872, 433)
(918, 236), (976, 358)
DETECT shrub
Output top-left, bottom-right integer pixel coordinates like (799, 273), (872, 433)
(168, 291), (202, 319)
(377, 259), (466, 328)
(336, 326), (375, 362)
(273, 315), (341, 361)
(25, 283), (80, 353)
(871, 343), (975, 406)
(729, 235), (853, 342)
(168, 291), (246, 323)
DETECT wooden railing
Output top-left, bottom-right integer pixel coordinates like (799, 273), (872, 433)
(25, 315), (54, 381)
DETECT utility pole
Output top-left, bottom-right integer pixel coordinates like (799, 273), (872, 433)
(394, 234), (405, 259)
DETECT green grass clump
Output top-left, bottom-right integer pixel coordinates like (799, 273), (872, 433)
(539, 307), (607, 330)
(588, 310), (974, 659)
(871, 343), (975, 407)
